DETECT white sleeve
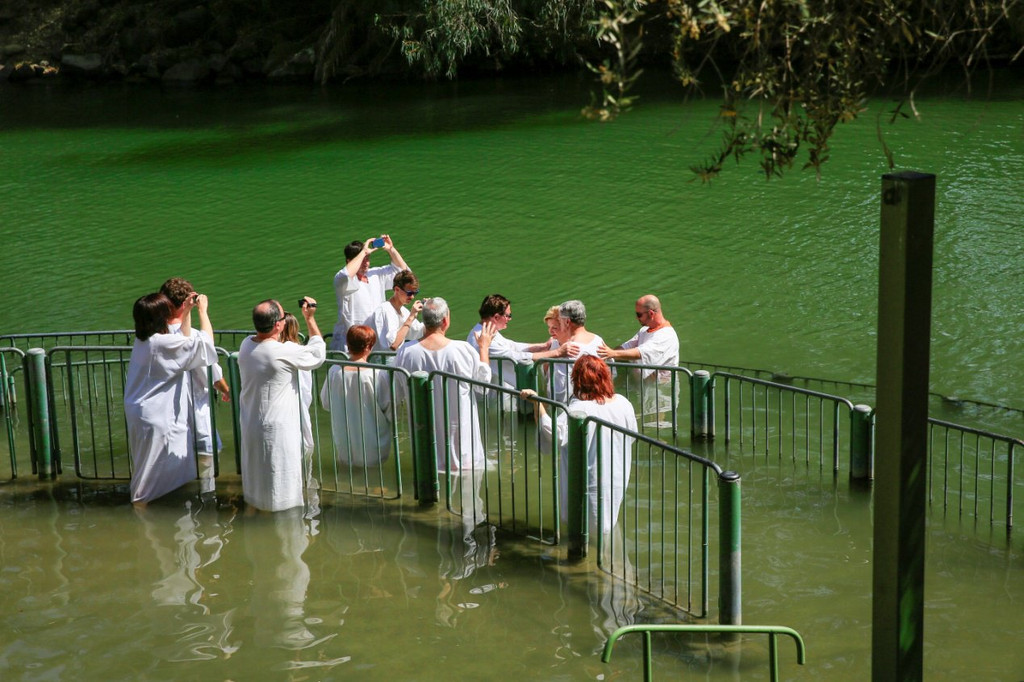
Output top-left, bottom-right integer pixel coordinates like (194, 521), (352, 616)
(319, 367), (334, 410)
(637, 329), (679, 366)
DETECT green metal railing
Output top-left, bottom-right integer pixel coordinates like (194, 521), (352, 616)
(44, 345), (233, 484)
(46, 346), (131, 479)
(927, 418), (1022, 530)
(581, 412), (739, 619)
(308, 359), (411, 500)
(1, 330), (254, 351)
(602, 624), (806, 681)
(535, 357), (695, 437)
(712, 371), (858, 473)
(1, 348), (27, 479)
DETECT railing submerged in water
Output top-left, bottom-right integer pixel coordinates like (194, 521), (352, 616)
(0, 335), (742, 625)
(2, 333), (1022, 618)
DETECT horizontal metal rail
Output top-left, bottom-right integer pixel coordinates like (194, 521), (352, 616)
(585, 412), (725, 617)
(714, 371), (856, 473)
(310, 359), (411, 500)
(602, 624), (806, 681)
(927, 417), (1023, 529)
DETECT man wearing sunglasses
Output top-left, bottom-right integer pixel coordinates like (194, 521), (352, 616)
(237, 296), (326, 512)
(598, 294), (679, 415)
(365, 269), (425, 353)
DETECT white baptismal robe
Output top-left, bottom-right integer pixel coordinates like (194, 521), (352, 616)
(319, 364), (393, 467)
(551, 334), (604, 403)
(124, 330), (217, 503)
(394, 340), (491, 473)
(466, 324), (532, 392)
(238, 335), (326, 512)
(331, 264), (400, 351)
(365, 301), (424, 352)
(539, 394), (637, 534)
(621, 324), (680, 413)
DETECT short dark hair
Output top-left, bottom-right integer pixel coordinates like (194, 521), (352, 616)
(393, 269), (418, 291)
(478, 294), (510, 319)
(159, 277), (193, 308)
(133, 293), (173, 341)
(253, 299), (283, 334)
(344, 241), (364, 262)
(347, 325), (377, 355)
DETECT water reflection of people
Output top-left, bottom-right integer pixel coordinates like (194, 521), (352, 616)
(125, 292), (217, 506)
(134, 500), (242, 661)
(521, 355), (637, 535)
(435, 522), (502, 628)
(246, 508), (333, 652)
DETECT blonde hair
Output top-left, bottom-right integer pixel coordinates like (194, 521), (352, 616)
(280, 312), (300, 343)
(543, 305), (559, 323)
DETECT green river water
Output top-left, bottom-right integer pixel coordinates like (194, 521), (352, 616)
(1, 73), (1022, 680)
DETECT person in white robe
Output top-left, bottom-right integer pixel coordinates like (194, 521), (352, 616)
(395, 298), (496, 526)
(554, 299), (605, 403)
(365, 269), (425, 354)
(238, 297), (326, 512)
(124, 291), (218, 506)
(160, 277), (230, 494)
(330, 235), (409, 351)
(281, 312), (318, 489)
(466, 294), (563, 401)
(598, 294), (680, 415)
(319, 325), (394, 468)
(522, 355), (637, 535)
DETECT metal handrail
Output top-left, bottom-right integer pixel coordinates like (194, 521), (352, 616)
(602, 624), (806, 681)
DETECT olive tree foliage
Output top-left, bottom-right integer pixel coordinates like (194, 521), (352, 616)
(659, 0), (1024, 179)
(312, 1), (1023, 178)
(316, 0), (597, 82)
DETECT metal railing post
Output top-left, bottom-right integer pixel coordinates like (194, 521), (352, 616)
(567, 411), (588, 560)
(410, 371), (438, 505)
(515, 361), (538, 415)
(718, 470), (742, 626)
(691, 370), (712, 439)
(27, 348), (54, 480)
(226, 352), (243, 473)
(850, 404), (874, 481)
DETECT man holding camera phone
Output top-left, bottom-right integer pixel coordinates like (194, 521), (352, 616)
(237, 296), (326, 512)
(330, 234), (409, 352)
(159, 277), (230, 494)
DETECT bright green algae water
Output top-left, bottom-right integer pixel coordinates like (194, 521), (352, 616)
(1, 73), (1023, 680)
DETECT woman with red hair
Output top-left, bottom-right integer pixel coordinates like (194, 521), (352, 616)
(522, 355), (637, 535)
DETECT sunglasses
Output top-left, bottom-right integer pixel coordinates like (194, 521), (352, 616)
(402, 289), (419, 297)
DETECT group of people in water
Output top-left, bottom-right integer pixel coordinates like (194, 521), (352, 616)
(124, 236), (680, 535)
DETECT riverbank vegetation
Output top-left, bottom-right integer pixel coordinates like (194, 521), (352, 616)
(2, 0), (1020, 178)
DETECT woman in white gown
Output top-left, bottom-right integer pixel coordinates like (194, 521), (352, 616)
(319, 325), (393, 467)
(522, 355), (637, 535)
(124, 292), (217, 506)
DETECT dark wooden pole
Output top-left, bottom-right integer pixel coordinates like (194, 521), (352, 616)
(872, 171), (935, 681)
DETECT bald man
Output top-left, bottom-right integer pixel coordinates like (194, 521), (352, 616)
(598, 295), (680, 413)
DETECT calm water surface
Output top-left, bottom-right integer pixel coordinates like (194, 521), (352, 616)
(1, 74), (1023, 680)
